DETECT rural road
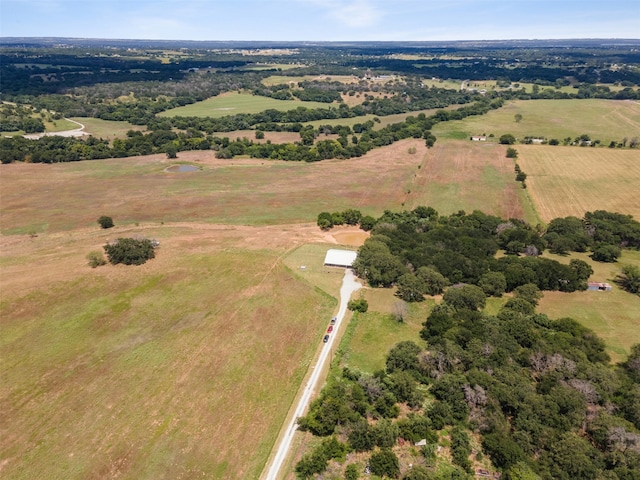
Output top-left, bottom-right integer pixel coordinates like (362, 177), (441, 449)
(24, 118), (86, 139)
(263, 269), (362, 480)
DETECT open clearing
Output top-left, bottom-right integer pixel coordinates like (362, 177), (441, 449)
(0, 139), (528, 235)
(69, 117), (147, 140)
(158, 92), (332, 118)
(535, 250), (640, 362)
(432, 99), (640, 146)
(517, 145), (640, 222)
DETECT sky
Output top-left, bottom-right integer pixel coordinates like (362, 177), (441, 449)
(1, 0), (639, 42)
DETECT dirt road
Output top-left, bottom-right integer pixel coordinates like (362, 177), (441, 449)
(262, 269), (361, 480)
(24, 118), (86, 139)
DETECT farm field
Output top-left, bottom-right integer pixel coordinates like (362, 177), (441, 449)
(0, 221), (340, 480)
(405, 140), (536, 223)
(0, 139), (530, 235)
(157, 92), (332, 118)
(432, 98), (640, 146)
(517, 145), (640, 222)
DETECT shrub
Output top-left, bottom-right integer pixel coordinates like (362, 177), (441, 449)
(345, 464), (359, 480)
(317, 212), (333, 230)
(86, 251), (107, 268)
(104, 238), (155, 265)
(359, 215), (376, 231)
(348, 299), (369, 313)
(500, 134), (516, 145)
(369, 449), (400, 479)
(97, 215), (114, 229)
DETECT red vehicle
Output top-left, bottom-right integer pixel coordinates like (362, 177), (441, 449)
(327, 326), (333, 333)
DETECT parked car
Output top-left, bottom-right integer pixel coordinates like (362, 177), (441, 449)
(330, 316), (337, 325)
(323, 334), (330, 343)
(327, 326), (333, 333)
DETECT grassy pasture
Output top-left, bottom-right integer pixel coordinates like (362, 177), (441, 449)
(70, 117), (147, 140)
(535, 250), (640, 362)
(300, 105), (463, 130)
(517, 145), (640, 222)
(0, 224), (337, 480)
(0, 140), (429, 234)
(158, 92), (332, 118)
(432, 99), (640, 145)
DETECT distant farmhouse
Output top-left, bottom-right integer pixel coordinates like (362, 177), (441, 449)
(324, 249), (357, 268)
(471, 135), (487, 141)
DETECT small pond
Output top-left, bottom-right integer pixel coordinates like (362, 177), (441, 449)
(166, 164), (199, 172)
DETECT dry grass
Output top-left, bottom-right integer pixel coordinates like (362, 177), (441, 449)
(0, 140), (427, 234)
(405, 140), (533, 222)
(0, 139), (532, 236)
(518, 145), (640, 222)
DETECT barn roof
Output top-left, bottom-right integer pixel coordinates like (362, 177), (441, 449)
(324, 249), (357, 267)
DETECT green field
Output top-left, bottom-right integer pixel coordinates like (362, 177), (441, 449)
(340, 289), (434, 374)
(300, 106), (459, 130)
(158, 92), (332, 118)
(432, 98), (640, 146)
(70, 117), (147, 139)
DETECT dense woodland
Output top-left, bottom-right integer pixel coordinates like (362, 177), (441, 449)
(298, 207), (640, 479)
(1, 39), (640, 164)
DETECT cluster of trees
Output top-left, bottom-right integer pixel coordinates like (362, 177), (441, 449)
(0, 104), (47, 133)
(544, 211), (640, 261)
(103, 237), (156, 266)
(317, 208), (376, 231)
(296, 282), (640, 479)
(513, 160), (527, 188)
(349, 207), (640, 302)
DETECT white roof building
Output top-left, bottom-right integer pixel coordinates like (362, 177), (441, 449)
(323, 249), (357, 268)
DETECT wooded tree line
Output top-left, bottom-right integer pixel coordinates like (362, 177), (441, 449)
(0, 100), (503, 163)
(349, 207), (640, 300)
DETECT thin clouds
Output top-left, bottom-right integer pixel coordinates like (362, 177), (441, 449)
(303, 0), (383, 28)
(1, 0), (638, 41)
